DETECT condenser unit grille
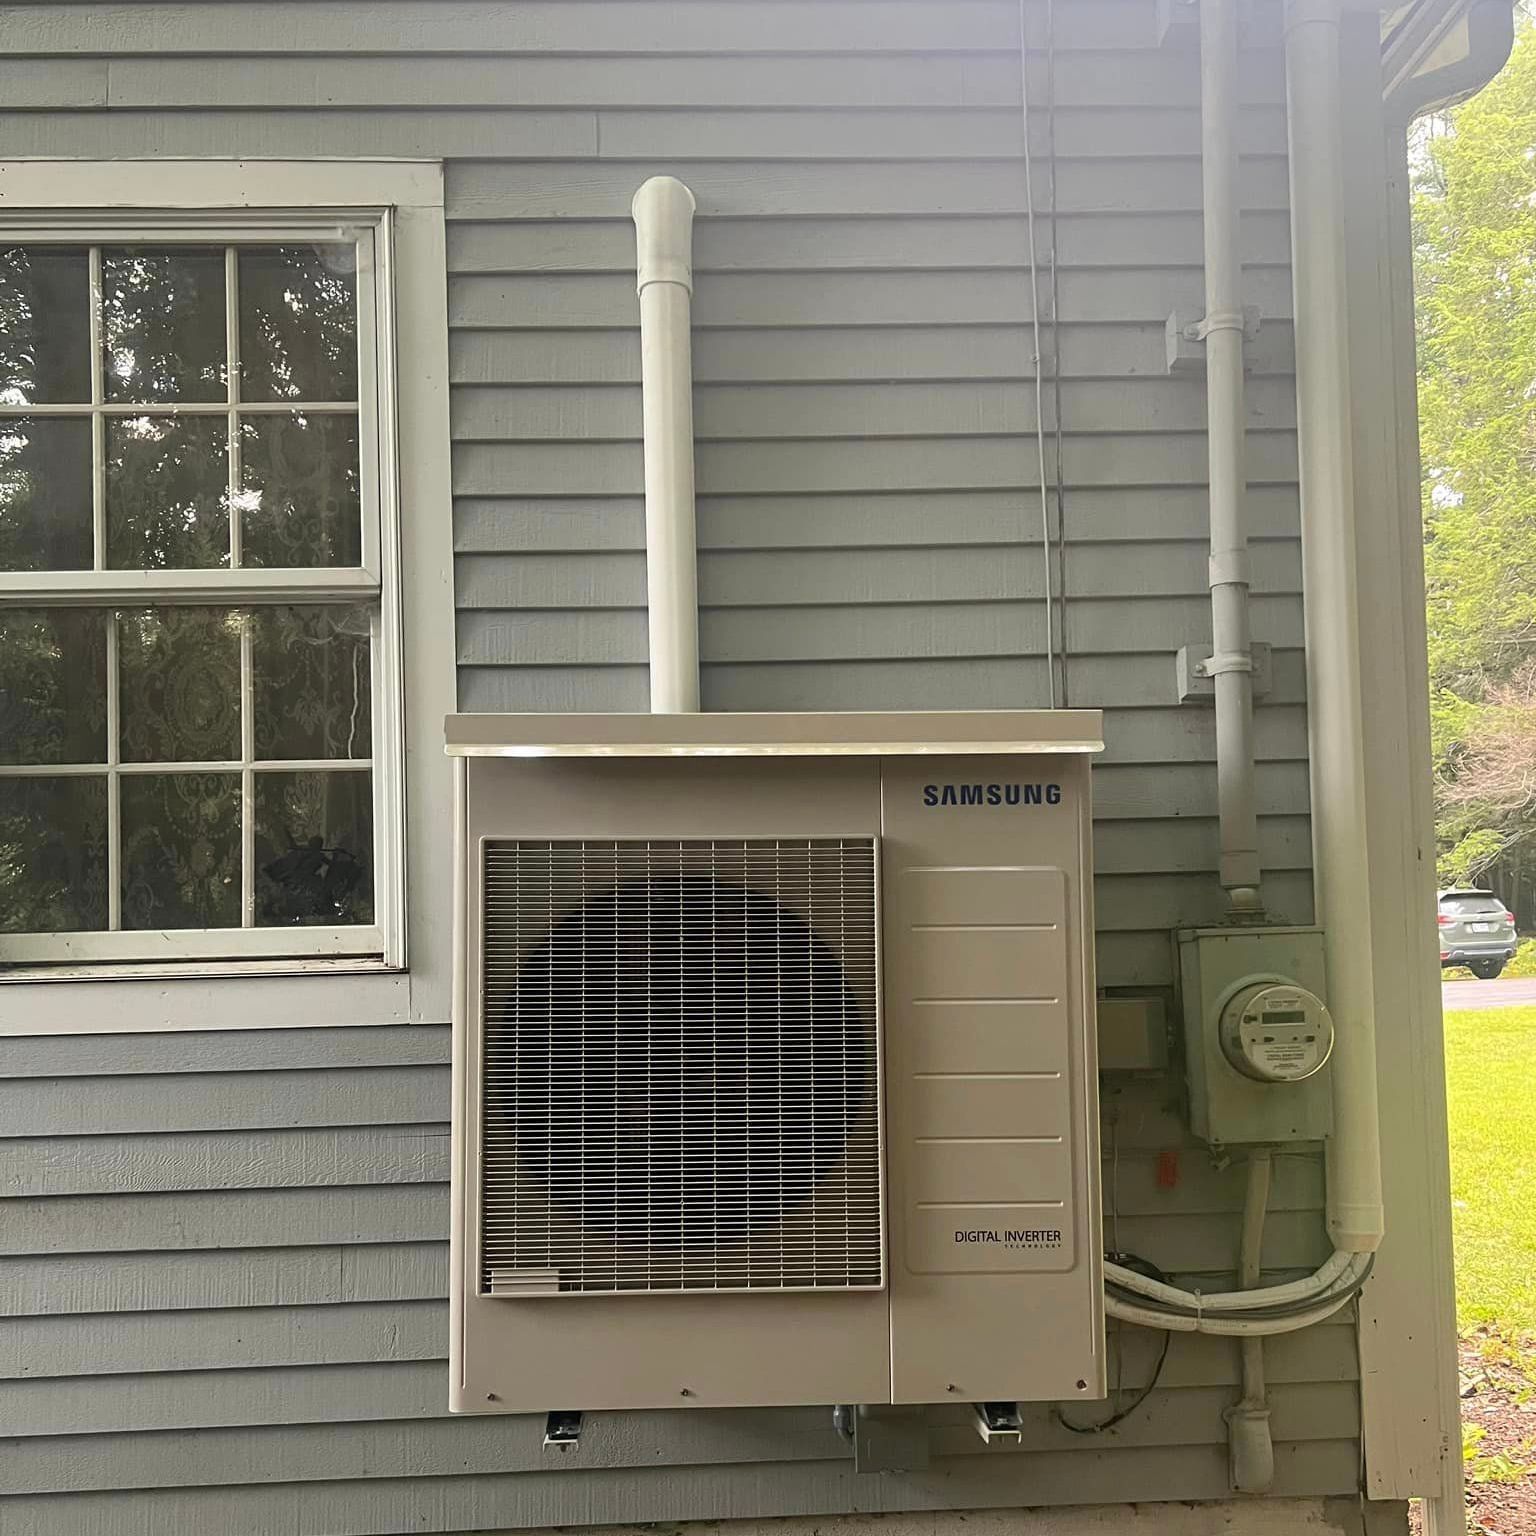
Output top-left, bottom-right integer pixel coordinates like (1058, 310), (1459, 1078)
(479, 837), (883, 1296)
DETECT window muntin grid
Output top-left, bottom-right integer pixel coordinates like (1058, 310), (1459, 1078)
(0, 223), (398, 969)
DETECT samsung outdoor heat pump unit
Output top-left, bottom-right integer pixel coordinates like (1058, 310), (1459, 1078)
(448, 711), (1105, 1413)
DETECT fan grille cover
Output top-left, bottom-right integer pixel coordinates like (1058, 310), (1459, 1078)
(479, 837), (883, 1296)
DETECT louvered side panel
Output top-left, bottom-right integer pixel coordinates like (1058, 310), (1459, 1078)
(478, 838), (883, 1295)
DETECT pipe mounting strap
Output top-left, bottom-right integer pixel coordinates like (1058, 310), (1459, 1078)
(1204, 651), (1255, 677)
(1195, 308), (1248, 339)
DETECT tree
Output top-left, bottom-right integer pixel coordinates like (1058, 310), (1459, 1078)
(1415, 13), (1536, 885)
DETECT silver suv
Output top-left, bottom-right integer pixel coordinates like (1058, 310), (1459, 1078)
(1438, 889), (1517, 979)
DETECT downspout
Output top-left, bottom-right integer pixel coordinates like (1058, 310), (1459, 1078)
(1201, 0), (1264, 919)
(632, 176), (700, 714)
(1284, 0), (1385, 1255)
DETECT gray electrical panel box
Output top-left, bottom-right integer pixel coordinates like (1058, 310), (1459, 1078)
(1177, 926), (1334, 1146)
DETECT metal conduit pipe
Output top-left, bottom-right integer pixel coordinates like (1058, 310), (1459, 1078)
(1101, 0), (1386, 1334)
(1284, 0), (1385, 1255)
(1226, 1151), (1276, 1491)
(1201, 0), (1263, 916)
(632, 176), (701, 714)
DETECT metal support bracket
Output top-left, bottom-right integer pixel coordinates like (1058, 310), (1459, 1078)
(1166, 307), (1264, 374)
(1177, 642), (1273, 704)
(543, 1411), (584, 1451)
(833, 1404), (931, 1474)
(972, 1401), (1024, 1445)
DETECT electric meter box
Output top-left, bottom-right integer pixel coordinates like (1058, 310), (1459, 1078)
(1176, 926), (1334, 1146)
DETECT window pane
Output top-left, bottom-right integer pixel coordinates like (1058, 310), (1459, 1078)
(252, 606), (371, 761)
(0, 247), (91, 405)
(0, 609), (108, 766)
(103, 248), (226, 404)
(0, 417), (92, 571)
(239, 413), (361, 568)
(107, 415), (230, 569)
(118, 608), (242, 764)
(255, 770), (373, 926)
(240, 245), (358, 403)
(0, 777), (108, 933)
(121, 772), (241, 930)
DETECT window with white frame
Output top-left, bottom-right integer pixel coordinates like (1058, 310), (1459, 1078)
(0, 215), (404, 970)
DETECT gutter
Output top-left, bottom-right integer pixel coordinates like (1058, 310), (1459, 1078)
(1383, 0), (1515, 119)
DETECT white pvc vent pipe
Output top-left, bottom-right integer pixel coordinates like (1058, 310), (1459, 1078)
(632, 176), (701, 714)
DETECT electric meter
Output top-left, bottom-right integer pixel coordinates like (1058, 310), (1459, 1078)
(1178, 928), (1334, 1144)
(1218, 981), (1334, 1084)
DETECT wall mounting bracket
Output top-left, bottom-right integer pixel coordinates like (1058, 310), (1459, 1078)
(1177, 642), (1273, 704)
(973, 1401), (1024, 1444)
(833, 1404), (931, 1474)
(543, 1411), (584, 1451)
(1166, 307), (1263, 374)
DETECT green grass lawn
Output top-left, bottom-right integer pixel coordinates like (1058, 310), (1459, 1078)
(1445, 1004), (1536, 1334)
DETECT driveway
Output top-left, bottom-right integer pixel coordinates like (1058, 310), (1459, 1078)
(1443, 976), (1536, 1011)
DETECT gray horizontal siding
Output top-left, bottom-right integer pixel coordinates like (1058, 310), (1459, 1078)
(0, 2), (1348, 1533)
(87, 47), (1291, 110)
(446, 213), (1297, 273)
(0, 106), (1295, 162)
(447, 269), (1298, 329)
(6, 1375), (1353, 1454)
(449, 379), (1303, 439)
(0, 0), (1283, 54)
(446, 604), (1309, 668)
(453, 487), (1304, 548)
(1, 1243), (448, 1318)
(0, 1447), (1361, 1536)
(450, 321), (1301, 384)
(444, 157), (1295, 217)
(5, 1335), (1357, 1481)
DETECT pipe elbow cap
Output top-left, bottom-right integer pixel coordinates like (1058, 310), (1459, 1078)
(633, 176), (697, 295)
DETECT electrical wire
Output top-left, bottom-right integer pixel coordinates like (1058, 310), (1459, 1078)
(1018, 0), (1058, 708)
(1058, 1253), (1170, 1434)
(1058, 1330), (1171, 1434)
(1044, 0), (1068, 706)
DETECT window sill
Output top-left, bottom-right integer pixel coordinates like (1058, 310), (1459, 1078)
(0, 962), (439, 1036)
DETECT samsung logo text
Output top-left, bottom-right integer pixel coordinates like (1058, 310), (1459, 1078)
(923, 783), (1062, 808)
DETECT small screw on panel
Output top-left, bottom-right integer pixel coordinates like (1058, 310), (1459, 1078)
(679, 1388), (693, 1397)
(486, 1392), (499, 1402)
(1075, 1380), (1088, 1391)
